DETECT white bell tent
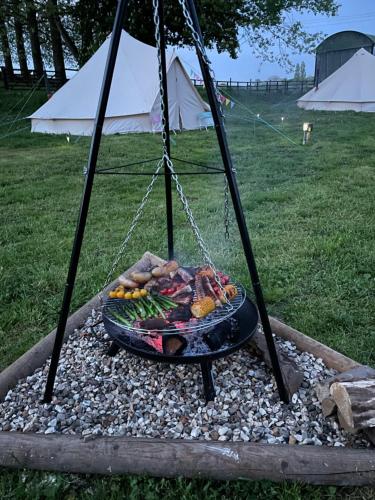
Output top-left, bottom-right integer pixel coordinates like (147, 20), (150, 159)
(298, 48), (375, 112)
(29, 30), (210, 135)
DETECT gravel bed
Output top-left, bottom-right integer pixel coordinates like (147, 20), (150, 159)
(0, 309), (369, 447)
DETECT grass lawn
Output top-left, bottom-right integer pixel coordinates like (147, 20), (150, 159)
(0, 87), (374, 498)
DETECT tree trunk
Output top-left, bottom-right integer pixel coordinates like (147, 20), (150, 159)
(0, 11), (14, 78)
(12, 0), (29, 80)
(46, 0), (66, 83)
(25, 0), (44, 79)
(54, 14), (80, 65)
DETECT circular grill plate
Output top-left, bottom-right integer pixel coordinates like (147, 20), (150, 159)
(102, 282), (246, 336)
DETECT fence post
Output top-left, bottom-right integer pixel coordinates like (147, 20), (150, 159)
(1, 66), (9, 90)
(43, 69), (51, 97)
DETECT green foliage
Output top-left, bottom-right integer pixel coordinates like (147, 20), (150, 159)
(2, 468), (375, 499)
(0, 0), (339, 70)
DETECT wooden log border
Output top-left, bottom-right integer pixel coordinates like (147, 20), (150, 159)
(0, 433), (374, 485)
(0, 253), (371, 485)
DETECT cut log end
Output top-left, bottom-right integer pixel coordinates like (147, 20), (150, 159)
(331, 380), (375, 431)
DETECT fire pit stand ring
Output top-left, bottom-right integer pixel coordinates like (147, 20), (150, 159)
(103, 296), (259, 403)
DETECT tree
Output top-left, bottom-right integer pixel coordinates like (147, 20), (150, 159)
(12, 0), (29, 79)
(1, 0), (339, 83)
(54, 0), (339, 68)
(0, 8), (14, 78)
(300, 61), (307, 80)
(25, 0), (44, 79)
(245, 1), (338, 70)
(46, 0), (66, 82)
(294, 63), (301, 80)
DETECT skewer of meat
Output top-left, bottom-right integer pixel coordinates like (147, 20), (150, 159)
(195, 273), (206, 300)
(202, 275), (222, 307)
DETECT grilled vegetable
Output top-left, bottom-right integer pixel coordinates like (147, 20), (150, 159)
(111, 310), (131, 327)
(140, 297), (157, 318)
(151, 266), (168, 278)
(153, 294), (178, 309)
(191, 297), (216, 318)
(151, 260), (179, 278)
(130, 271), (152, 284)
(118, 276), (139, 288)
(147, 296), (166, 319)
(220, 284), (238, 303)
(133, 300), (146, 319)
(122, 302), (137, 321)
(163, 260), (179, 274)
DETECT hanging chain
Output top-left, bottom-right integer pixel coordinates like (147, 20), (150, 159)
(177, 0), (224, 118)
(152, 0), (230, 305)
(224, 175), (230, 240)
(101, 159), (164, 296)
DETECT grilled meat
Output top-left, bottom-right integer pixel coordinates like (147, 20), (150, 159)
(157, 277), (174, 289)
(198, 266), (215, 279)
(144, 278), (159, 291)
(176, 267), (195, 284)
(170, 284), (192, 298)
(172, 292), (193, 305)
(140, 318), (169, 330)
(202, 275), (221, 307)
(195, 273), (206, 300)
(168, 305), (192, 322)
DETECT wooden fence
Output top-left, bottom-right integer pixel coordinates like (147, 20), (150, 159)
(192, 78), (314, 94)
(1, 66), (314, 95)
(0, 67), (76, 92)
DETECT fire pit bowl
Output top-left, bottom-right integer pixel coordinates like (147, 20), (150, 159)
(102, 292), (258, 402)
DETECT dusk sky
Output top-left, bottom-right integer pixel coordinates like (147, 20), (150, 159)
(179, 0), (375, 81)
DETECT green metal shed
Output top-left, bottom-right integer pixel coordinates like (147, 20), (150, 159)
(315, 30), (375, 84)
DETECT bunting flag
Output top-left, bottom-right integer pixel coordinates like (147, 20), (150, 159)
(230, 101), (235, 109)
(225, 98), (230, 106)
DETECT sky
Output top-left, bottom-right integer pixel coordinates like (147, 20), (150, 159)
(178, 0), (375, 81)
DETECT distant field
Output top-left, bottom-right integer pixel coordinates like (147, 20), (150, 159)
(0, 88), (374, 498)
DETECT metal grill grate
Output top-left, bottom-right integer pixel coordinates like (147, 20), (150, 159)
(102, 282), (246, 336)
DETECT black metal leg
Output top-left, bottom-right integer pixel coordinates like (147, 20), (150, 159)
(200, 360), (215, 403)
(107, 342), (121, 357)
(158, 0), (174, 260)
(185, 0), (289, 404)
(42, 0), (130, 403)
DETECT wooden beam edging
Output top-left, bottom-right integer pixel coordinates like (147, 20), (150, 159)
(269, 317), (362, 373)
(0, 432), (374, 485)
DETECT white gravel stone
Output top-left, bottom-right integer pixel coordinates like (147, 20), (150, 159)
(0, 309), (369, 448)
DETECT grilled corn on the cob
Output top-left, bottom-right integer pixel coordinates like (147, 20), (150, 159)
(191, 297), (216, 318)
